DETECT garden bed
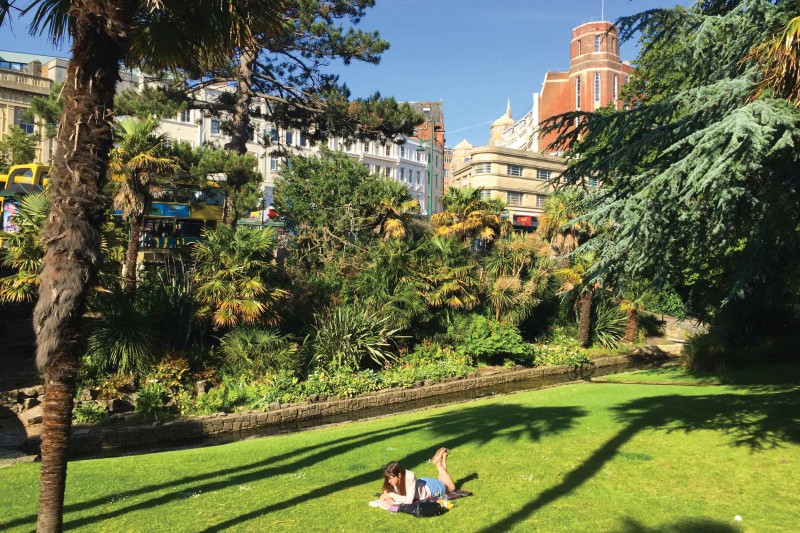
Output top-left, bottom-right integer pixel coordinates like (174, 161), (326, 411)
(62, 347), (679, 458)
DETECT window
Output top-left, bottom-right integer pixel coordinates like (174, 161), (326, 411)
(179, 109), (191, 123)
(507, 164), (523, 177)
(536, 194), (547, 208)
(594, 35), (601, 52)
(594, 72), (601, 102)
(577, 40), (582, 55)
(480, 189), (492, 201)
(13, 108), (34, 135)
(384, 166), (391, 177)
(270, 156), (278, 172)
(576, 77), (581, 109)
(475, 163), (491, 174)
(248, 128), (256, 142)
(363, 141), (370, 153)
(415, 150), (422, 162)
(588, 176), (599, 188)
(537, 169), (551, 181)
(400, 168), (405, 181)
(285, 131), (293, 145)
(435, 155), (439, 166)
(613, 76), (618, 101)
(210, 119), (221, 135)
(417, 171), (421, 185)
(300, 133), (307, 147)
(345, 142), (353, 152)
(385, 144), (392, 157)
(270, 128), (279, 142)
(400, 146), (406, 158)
(507, 191), (523, 207)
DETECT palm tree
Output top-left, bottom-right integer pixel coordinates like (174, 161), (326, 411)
(372, 177), (420, 240)
(556, 252), (597, 348)
(413, 235), (480, 311)
(192, 225), (287, 330)
(747, 15), (800, 104)
(619, 296), (646, 343)
(483, 233), (554, 324)
(0, 191), (50, 303)
(11, 2), (284, 530)
(536, 191), (592, 257)
(431, 186), (508, 243)
(110, 116), (179, 294)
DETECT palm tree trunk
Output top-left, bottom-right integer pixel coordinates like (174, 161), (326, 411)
(578, 291), (592, 347)
(624, 310), (639, 343)
(223, 47), (257, 227)
(122, 215), (144, 294)
(33, 2), (137, 531)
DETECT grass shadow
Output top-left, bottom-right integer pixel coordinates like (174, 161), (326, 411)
(477, 385), (799, 531)
(620, 517), (741, 532)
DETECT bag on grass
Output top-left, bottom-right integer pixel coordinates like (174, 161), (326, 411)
(397, 500), (446, 518)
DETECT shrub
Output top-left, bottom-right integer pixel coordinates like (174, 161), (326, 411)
(381, 343), (473, 388)
(86, 293), (157, 376)
(220, 326), (299, 377)
(591, 302), (626, 349)
(444, 314), (533, 365)
(311, 305), (402, 370)
(303, 368), (382, 398)
(97, 374), (135, 400)
(74, 402), (107, 424)
(533, 327), (592, 367)
(145, 356), (190, 392)
(136, 382), (176, 421)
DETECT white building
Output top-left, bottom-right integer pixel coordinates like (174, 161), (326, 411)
(158, 85), (445, 215)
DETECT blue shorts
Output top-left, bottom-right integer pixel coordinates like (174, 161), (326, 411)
(418, 477), (446, 498)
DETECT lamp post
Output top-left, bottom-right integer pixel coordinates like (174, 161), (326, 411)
(415, 118), (435, 216)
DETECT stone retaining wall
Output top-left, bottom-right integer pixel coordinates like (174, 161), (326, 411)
(67, 353), (657, 456)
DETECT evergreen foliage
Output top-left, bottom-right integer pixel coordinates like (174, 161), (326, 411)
(544, 1), (800, 350)
(0, 126), (36, 172)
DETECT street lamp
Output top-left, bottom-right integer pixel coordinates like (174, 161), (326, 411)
(415, 118), (435, 216)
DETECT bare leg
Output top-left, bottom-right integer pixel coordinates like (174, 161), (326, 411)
(435, 451), (456, 492)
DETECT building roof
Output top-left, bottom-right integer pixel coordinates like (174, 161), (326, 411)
(453, 139), (473, 150)
(491, 100), (515, 127)
(408, 101), (444, 123)
(0, 50), (68, 64)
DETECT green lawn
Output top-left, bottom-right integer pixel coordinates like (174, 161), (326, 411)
(1, 369), (798, 532)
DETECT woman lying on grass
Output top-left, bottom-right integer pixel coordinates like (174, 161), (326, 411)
(379, 447), (455, 504)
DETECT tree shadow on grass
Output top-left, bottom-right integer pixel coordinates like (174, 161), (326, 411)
(0, 421), (418, 531)
(620, 517), (741, 532)
(477, 386), (800, 532)
(12, 402), (584, 531)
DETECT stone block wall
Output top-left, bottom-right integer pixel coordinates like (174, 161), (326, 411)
(67, 354), (647, 456)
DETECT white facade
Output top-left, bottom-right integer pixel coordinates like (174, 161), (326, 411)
(158, 85), (444, 215)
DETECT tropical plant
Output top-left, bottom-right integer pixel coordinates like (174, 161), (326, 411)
(73, 402), (106, 424)
(556, 252), (598, 348)
(591, 301), (627, 350)
(12, 2), (284, 528)
(85, 293), (157, 377)
(0, 191), (49, 303)
(483, 233), (554, 324)
(431, 186), (508, 243)
(619, 296), (646, 343)
(443, 314), (533, 365)
(372, 177), (420, 240)
(220, 326), (299, 377)
(109, 116), (180, 294)
(193, 225), (286, 330)
(310, 305), (402, 370)
(413, 235), (480, 312)
(136, 382), (176, 421)
(536, 191), (593, 257)
(747, 14), (800, 104)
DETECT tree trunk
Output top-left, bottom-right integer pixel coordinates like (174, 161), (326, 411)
(33, 2), (137, 531)
(222, 47), (257, 227)
(122, 215), (144, 294)
(578, 291), (593, 348)
(624, 310), (639, 343)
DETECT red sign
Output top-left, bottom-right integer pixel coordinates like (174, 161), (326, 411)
(514, 215), (533, 227)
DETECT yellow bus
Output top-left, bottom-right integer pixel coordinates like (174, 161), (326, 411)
(1, 164), (51, 237)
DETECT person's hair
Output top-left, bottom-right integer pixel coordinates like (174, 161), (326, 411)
(382, 461), (406, 496)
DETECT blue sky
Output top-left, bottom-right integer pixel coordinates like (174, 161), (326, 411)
(0, 0), (689, 146)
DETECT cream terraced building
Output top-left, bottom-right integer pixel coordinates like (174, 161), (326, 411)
(449, 137), (565, 230)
